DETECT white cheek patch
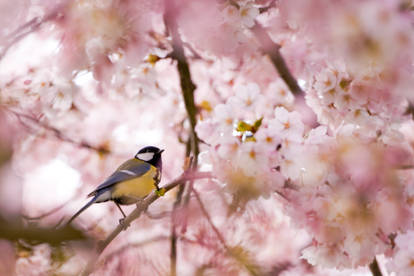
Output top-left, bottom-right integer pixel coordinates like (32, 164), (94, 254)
(137, 152), (155, 161)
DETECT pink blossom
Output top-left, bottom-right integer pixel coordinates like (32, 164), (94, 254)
(388, 231), (414, 276)
(269, 107), (304, 143)
(2, 0), (414, 274)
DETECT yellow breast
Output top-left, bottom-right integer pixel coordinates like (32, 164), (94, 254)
(112, 165), (158, 201)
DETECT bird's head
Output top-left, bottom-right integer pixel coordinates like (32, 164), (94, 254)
(135, 146), (164, 168)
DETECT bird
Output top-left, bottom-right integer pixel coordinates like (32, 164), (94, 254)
(66, 146), (164, 225)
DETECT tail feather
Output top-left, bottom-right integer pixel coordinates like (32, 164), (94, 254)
(66, 195), (98, 225)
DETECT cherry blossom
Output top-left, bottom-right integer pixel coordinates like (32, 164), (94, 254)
(2, 0), (414, 275)
(388, 231), (414, 276)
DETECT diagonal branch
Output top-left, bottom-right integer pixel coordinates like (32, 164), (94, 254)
(252, 23), (304, 96)
(80, 171), (212, 276)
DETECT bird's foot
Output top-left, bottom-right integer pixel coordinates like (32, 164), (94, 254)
(155, 187), (166, 197)
(119, 218), (130, 229)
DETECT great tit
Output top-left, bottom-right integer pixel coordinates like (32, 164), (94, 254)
(67, 146), (164, 225)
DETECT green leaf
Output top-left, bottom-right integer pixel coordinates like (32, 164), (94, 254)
(252, 117), (263, 132)
(236, 121), (253, 132)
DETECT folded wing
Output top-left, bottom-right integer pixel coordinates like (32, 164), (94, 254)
(88, 159), (151, 198)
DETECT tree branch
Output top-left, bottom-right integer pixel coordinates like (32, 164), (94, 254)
(404, 101), (414, 120)
(164, 3), (202, 275)
(80, 171), (212, 276)
(164, 0), (199, 158)
(251, 23), (304, 96)
(0, 218), (88, 245)
(369, 257), (383, 276)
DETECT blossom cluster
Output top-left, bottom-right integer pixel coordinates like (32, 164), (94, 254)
(196, 82), (293, 204)
(2, 0), (414, 275)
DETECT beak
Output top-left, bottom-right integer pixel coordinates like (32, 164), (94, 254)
(159, 149), (165, 154)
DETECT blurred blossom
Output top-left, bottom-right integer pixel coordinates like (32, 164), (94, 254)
(388, 231), (414, 276)
(0, 109), (22, 217)
(0, 164), (23, 217)
(56, 0), (164, 77)
(270, 107), (304, 143)
(0, 67), (76, 118)
(238, 1), (260, 28)
(22, 158), (81, 217)
(0, 240), (16, 276)
(15, 244), (52, 275)
(1, 0), (414, 274)
(176, 0), (258, 59)
(0, 0), (30, 44)
(307, 63), (409, 133)
(285, 133), (413, 268)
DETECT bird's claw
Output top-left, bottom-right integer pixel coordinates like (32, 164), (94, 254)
(155, 187), (166, 197)
(119, 218), (130, 229)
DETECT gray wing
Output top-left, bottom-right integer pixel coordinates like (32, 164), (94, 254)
(87, 160), (151, 197)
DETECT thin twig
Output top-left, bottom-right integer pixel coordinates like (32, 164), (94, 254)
(22, 183), (89, 221)
(101, 235), (206, 266)
(259, 0), (277, 14)
(251, 23), (304, 96)
(102, 235), (170, 264)
(193, 188), (228, 247)
(22, 202), (68, 221)
(193, 188), (260, 276)
(396, 164), (414, 170)
(369, 257), (383, 276)
(0, 6), (62, 61)
(80, 171), (212, 276)
(170, 181), (186, 276)
(6, 109), (110, 155)
(145, 210), (171, 220)
(168, 138), (194, 276)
